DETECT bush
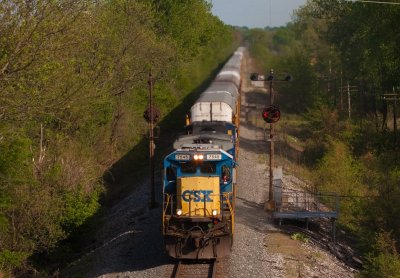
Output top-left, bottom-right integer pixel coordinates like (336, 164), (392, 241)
(313, 139), (366, 231)
(362, 253), (400, 278)
(0, 250), (29, 274)
(61, 186), (103, 233)
(303, 138), (328, 167)
(291, 232), (309, 243)
(361, 232), (400, 278)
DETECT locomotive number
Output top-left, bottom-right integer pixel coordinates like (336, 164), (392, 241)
(175, 154), (190, 160)
(206, 154), (221, 160)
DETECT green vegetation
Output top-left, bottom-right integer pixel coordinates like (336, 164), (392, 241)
(243, 0), (400, 276)
(291, 232), (309, 244)
(0, 0), (235, 275)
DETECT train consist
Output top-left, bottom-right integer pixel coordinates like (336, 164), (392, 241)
(162, 47), (245, 259)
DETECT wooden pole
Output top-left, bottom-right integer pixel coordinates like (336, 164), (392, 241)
(148, 70), (156, 208)
(382, 93), (400, 145)
(347, 81), (351, 119)
(340, 71), (343, 111)
(394, 96), (397, 143)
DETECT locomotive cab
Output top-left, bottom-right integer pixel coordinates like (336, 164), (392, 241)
(163, 145), (236, 259)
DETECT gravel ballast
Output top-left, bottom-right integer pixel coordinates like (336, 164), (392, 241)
(62, 52), (357, 278)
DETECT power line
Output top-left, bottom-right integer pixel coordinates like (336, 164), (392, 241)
(348, 0), (400, 5)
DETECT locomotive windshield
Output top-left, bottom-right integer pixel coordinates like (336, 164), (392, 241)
(180, 161), (218, 174)
(180, 161), (197, 174)
(200, 162), (216, 174)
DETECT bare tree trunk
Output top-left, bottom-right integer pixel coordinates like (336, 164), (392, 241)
(382, 101), (388, 131)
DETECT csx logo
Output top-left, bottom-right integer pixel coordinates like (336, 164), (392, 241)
(181, 190), (213, 202)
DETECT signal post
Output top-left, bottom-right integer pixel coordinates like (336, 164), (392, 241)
(250, 70), (290, 211)
(144, 69), (161, 209)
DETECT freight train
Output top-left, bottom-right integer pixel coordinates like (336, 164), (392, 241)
(162, 47), (245, 259)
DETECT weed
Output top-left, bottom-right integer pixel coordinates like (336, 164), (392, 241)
(291, 232), (309, 244)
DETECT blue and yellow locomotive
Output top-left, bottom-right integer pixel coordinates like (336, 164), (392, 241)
(162, 47), (245, 259)
(163, 146), (235, 258)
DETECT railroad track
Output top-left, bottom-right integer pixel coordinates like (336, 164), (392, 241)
(164, 258), (228, 278)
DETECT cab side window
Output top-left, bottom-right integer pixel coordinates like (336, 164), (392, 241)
(166, 166), (177, 181)
(221, 165), (231, 183)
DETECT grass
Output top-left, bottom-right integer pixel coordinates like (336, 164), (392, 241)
(291, 232), (309, 244)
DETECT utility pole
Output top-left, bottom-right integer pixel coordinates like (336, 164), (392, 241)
(144, 69), (160, 209)
(328, 59), (332, 101)
(395, 96), (397, 142)
(383, 92), (400, 144)
(149, 70), (155, 208)
(340, 82), (357, 120)
(340, 71), (343, 111)
(347, 81), (351, 119)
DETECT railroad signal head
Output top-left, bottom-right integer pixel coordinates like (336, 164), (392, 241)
(284, 75), (292, 82)
(143, 105), (161, 123)
(262, 106), (281, 123)
(250, 73), (265, 81)
(250, 73), (258, 81)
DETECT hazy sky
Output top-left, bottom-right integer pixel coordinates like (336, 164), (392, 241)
(211, 0), (307, 28)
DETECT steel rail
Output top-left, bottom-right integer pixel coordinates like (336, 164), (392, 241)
(210, 259), (217, 278)
(174, 260), (182, 278)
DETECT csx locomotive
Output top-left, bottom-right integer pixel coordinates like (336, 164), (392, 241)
(162, 47), (245, 259)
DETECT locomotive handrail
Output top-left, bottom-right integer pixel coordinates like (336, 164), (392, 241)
(163, 193), (171, 220)
(163, 192), (234, 217)
(222, 192), (234, 217)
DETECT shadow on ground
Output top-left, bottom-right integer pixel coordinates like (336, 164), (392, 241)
(54, 58), (233, 277)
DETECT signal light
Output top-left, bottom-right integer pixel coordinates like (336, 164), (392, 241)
(250, 73), (265, 81)
(262, 105), (281, 123)
(284, 75), (292, 82)
(250, 73), (259, 81)
(143, 105), (160, 123)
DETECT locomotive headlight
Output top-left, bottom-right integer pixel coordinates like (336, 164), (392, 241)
(176, 209), (182, 216)
(193, 154), (204, 160)
(212, 209), (218, 216)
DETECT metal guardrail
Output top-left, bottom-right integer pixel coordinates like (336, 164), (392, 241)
(273, 186), (339, 219)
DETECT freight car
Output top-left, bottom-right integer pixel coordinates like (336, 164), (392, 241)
(162, 47), (245, 259)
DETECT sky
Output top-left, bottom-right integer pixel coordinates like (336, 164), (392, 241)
(211, 0), (307, 28)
